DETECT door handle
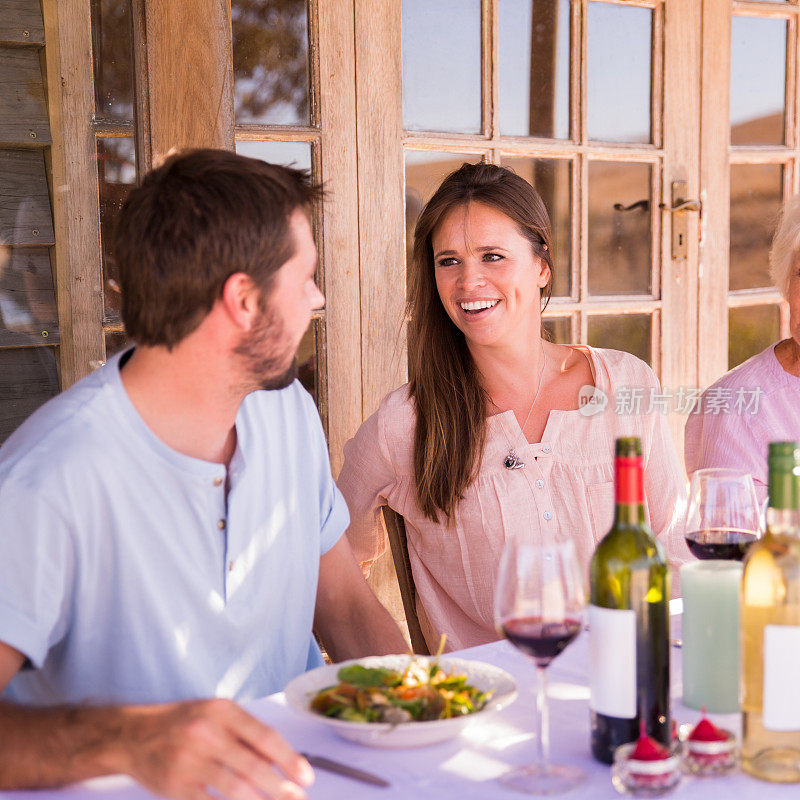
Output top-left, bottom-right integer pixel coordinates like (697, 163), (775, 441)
(659, 198), (701, 213)
(661, 180), (700, 260)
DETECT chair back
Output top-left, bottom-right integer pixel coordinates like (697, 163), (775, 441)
(381, 507), (430, 655)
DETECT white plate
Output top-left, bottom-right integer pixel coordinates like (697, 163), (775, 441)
(284, 654), (518, 748)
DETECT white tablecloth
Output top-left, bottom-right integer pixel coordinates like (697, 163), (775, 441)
(2, 633), (798, 799)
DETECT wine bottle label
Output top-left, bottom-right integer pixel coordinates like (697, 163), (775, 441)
(589, 604), (636, 718)
(763, 624), (800, 732)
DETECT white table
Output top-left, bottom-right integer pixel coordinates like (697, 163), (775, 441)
(2, 633), (798, 799)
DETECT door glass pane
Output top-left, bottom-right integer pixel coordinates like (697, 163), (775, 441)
(588, 161), (652, 296)
(235, 139), (312, 172)
(731, 16), (786, 146)
(232, 0), (310, 126)
(542, 315), (571, 344)
(91, 0), (135, 123)
(587, 2), (652, 143)
(402, 0), (481, 133)
(588, 313), (652, 365)
(0, 345), (60, 443)
(728, 304), (780, 370)
(499, 0), (570, 139)
(405, 151), (482, 267)
(729, 163), (782, 291)
(501, 157), (572, 297)
(0, 247), (58, 345)
(97, 137), (137, 324)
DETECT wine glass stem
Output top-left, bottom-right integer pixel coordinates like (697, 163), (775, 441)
(535, 665), (550, 771)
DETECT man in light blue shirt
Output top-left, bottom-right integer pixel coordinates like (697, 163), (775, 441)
(0, 149), (407, 799)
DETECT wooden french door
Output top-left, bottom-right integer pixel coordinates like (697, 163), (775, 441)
(354, 0), (703, 456)
(699, 0), (795, 391)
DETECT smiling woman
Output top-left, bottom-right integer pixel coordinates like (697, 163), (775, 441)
(432, 202), (550, 357)
(337, 162), (689, 654)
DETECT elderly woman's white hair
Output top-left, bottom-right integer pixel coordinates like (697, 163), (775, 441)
(769, 195), (800, 299)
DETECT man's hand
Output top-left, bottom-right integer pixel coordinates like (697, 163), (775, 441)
(122, 699), (313, 800)
(0, 685), (313, 800)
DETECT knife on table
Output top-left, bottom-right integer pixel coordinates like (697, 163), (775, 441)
(301, 753), (390, 788)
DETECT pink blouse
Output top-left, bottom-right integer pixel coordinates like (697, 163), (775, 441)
(338, 347), (689, 652)
(685, 343), (800, 505)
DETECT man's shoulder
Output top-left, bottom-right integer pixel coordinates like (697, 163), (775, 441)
(239, 380), (327, 457)
(241, 379), (319, 429)
(0, 365), (119, 490)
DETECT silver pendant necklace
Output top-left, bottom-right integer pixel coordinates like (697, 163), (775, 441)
(502, 344), (547, 471)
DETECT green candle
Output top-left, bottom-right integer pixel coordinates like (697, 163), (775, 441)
(681, 560), (743, 713)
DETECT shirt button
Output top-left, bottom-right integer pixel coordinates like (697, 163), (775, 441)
(213, 477), (223, 487)
(228, 560), (234, 572)
(542, 444), (552, 454)
(543, 511), (553, 521)
(536, 479), (545, 489)
(217, 519), (226, 530)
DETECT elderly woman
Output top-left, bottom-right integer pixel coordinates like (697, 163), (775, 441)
(685, 196), (800, 503)
(338, 163), (686, 652)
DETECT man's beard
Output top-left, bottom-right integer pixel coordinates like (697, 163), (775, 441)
(234, 303), (299, 392)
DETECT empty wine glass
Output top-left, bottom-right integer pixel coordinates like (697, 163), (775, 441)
(495, 540), (586, 795)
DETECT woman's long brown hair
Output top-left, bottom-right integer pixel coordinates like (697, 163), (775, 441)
(408, 163), (554, 523)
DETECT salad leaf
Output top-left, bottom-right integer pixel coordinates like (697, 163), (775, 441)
(336, 664), (401, 687)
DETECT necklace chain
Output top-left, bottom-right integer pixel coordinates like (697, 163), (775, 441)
(503, 343), (546, 471)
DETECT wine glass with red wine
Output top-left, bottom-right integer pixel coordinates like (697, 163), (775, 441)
(684, 468), (762, 561)
(494, 541), (586, 795)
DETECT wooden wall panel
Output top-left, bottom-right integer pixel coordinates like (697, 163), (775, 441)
(143, 0), (234, 161)
(41, 0), (105, 386)
(317, 0), (363, 475)
(0, 149), (55, 244)
(353, 0), (407, 419)
(0, 344), (60, 440)
(353, 0), (408, 642)
(0, 47), (51, 144)
(0, 246), (59, 345)
(0, 0), (44, 46)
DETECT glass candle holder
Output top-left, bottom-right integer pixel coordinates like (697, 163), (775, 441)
(611, 742), (682, 796)
(678, 724), (738, 776)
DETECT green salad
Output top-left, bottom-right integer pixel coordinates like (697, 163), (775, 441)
(309, 656), (494, 724)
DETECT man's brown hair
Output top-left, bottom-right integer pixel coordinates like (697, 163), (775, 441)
(408, 162), (554, 522)
(114, 148), (322, 348)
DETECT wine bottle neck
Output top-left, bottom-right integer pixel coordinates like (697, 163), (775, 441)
(613, 503), (647, 527)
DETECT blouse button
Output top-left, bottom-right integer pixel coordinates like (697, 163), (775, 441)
(543, 511), (553, 521)
(217, 519), (226, 530)
(542, 444), (552, 454)
(213, 477), (223, 487)
(536, 479), (545, 489)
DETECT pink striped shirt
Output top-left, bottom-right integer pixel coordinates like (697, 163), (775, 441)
(338, 347), (688, 652)
(684, 343), (800, 504)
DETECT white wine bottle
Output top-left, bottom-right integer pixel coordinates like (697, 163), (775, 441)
(741, 441), (800, 782)
(589, 437), (670, 764)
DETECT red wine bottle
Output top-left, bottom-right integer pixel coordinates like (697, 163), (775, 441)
(589, 437), (670, 764)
